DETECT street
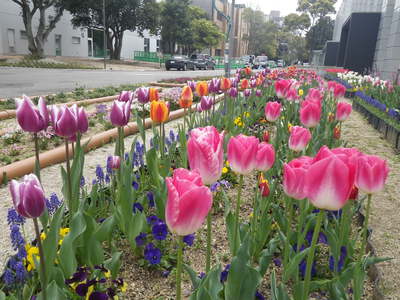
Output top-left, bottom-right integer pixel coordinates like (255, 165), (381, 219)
(0, 67), (225, 98)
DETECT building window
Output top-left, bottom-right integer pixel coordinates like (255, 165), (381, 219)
(72, 36), (81, 44)
(156, 40), (160, 52)
(20, 30), (28, 40)
(215, 49), (222, 56)
(144, 38), (150, 52)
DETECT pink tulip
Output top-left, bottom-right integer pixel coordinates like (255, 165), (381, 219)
(165, 168), (212, 236)
(305, 150), (355, 210)
(110, 99), (132, 126)
(336, 102), (352, 121)
(107, 155), (121, 170)
(118, 91), (133, 102)
(275, 79), (291, 98)
(255, 142), (275, 171)
(51, 105), (78, 138)
(72, 104), (88, 134)
(16, 95), (49, 133)
(300, 100), (321, 128)
(136, 87), (150, 104)
(265, 101), (282, 122)
(187, 126), (224, 185)
(327, 81), (337, 92)
(283, 156), (313, 200)
(9, 174), (46, 218)
(289, 126), (312, 152)
(200, 96), (213, 111)
(227, 134), (259, 175)
(305, 88), (323, 103)
(286, 88), (299, 101)
(355, 155), (389, 194)
(334, 83), (346, 99)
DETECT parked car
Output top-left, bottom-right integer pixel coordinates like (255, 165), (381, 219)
(190, 54), (216, 70)
(267, 60), (277, 68)
(252, 55), (268, 69)
(165, 55), (196, 71)
(277, 59), (285, 67)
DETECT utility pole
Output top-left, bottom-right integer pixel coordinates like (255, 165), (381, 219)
(103, 0), (107, 70)
(224, 0), (235, 77)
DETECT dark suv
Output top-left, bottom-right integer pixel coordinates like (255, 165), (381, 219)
(165, 55), (196, 71)
(190, 54), (216, 70)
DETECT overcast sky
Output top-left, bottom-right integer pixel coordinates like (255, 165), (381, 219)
(236, 0), (343, 17)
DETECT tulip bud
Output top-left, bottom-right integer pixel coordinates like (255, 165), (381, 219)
(51, 105), (78, 138)
(10, 174), (46, 218)
(259, 174), (270, 197)
(263, 131), (270, 143)
(149, 88), (159, 102)
(107, 155), (121, 170)
(333, 127), (341, 139)
(136, 87), (150, 104)
(109, 99), (132, 127)
(118, 91), (133, 102)
(16, 95), (49, 133)
(229, 87), (238, 98)
(244, 89), (251, 98)
(355, 154), (389, 194)
(348, 185), (358, 200)
(200, 96), (213, 111)
(336, 102), (352, 121)
(255, 142), (275, 172)
(150, 101), (169, 123)
(240, 79), (249, 90)
(220, 77), (232, 91)
(180, 86), (193, 109)
(227, 134), (259, 175)
(255, 90), (262, 97)
(196, 81), (209, 97)
(265, 101), (281, 122)
(288, 126), (312, 152)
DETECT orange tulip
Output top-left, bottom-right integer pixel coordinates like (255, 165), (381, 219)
(240, 79), (249, 90)
(179, 86), (193, 109)
(220, 77), (232, 91)
(244, 67), (252, 76)
(196, 81), (209, 96)
(149, 88), (159, 101)
(150, 101), (169, 123)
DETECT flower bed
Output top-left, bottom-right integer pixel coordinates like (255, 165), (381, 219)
(1, 67), (390, 300)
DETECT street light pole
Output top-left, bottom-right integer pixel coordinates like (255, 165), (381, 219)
(103, 0), (106, 70)
(224, 0), (235, 78)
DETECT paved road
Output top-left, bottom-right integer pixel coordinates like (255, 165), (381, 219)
(0, 67), (225, 98)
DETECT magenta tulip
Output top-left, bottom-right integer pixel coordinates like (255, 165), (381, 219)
(300, 100), (321, 128)
(286, 88), (299, 101)
(305, 151), (355, 210)
(51, 105), (79, 138)
(283, 156), (313, 200)
(227, 134), (259, 175)
(107, 155), (121, 170)
(265, 101), (282, 122)
(334, 83), (346, 99)
(118, 91), (133, 102)
(9, 174), (46, 218)
(200, 96), (213, 111)
(355, 155), (389, 194)
(229, 87), (238, 98)
(289, 126), (312, 152)
(72, 104), (88, 134)
(305, 88), (323, 103)
(187, 126), (224, 185)
(187, 81), (197, 92)
(244, 89), (251, 98)
(165, 168), (212, 236)
(327, 81), (337, 92)
(336, 102), (352, 121)
(209, 78), (220, 93)
(275, 79), (291, 98)
(110, 99), (132, 127)
(255, 142), (275, 171)
(255, 90), (262, 97)
(16, 95), (49, 133)
(136, 87), (150, 104)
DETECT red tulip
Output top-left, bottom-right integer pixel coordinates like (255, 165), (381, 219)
(289, 126), (312, 152)
(165, 168), (212, 236)
(240, 79), (249, 90)
(9, 174), (46, 218)
(109, 99), (132, 126)
(259, 174), (270, 197)
(283, 156), (313, 200)
(355, 155), (389, 194)
(336, 102), (352, 121)
(220, 77), (232, 91)
(265, 101), (281, 122)
(333, 127), (341, 139)
(16, 95), (49, 133)
(255, 142), (275, 172)
(187, 126), (224, 185)
(300, 100), (321, 128)
(263, 131), (270, 143)
(227, 134), (259, 175)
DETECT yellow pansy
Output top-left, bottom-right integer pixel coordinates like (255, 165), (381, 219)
(104, 270), (111, 278)
(222, 167), (228, 174)
(40, 232), (46, 240)
(59, 228), (70, 237)
(225, 161), (230, 167)
(121, 282), (128, 293)
(298, 89), (304, 96)
(243, 111), (250, 118)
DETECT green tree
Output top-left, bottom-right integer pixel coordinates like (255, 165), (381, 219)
(283, 13), (311, 35)
(297, 0), (337, 25)
(9, 0), (67, 58)
(278, 31), (309, 64)
(306, 16), (334, 51)
(66, 0), (159, 60)
(189, 19), (224, 54)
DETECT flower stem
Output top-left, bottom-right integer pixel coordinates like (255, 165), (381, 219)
(65, 139), (73, 213)
(206, 212), (212, 273)
(359, 194), (372, 261)
(33, 218), (47, 300)
(283, 196), (293, 271)
(233, 175), (244, 256)
(302, 209), (324, 300)
(176, 235), (184, 300)
(159, 122), (163, 159)
(33, 133), (41, 182)
(118, 127), (125, 158)
(142, 103), (147, 154)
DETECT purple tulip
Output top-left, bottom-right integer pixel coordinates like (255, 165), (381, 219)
(9, 174), (46, 218)
(15, 95), (49, 133)
(256, 90), (262, 97)
(72, 104), (88, 134)
(200, 96), (213, 111)
(187, 81), (197, 92)
(109, 99), (132, 126)
(136, 87), (150, 104)
(209, 78), (220, 93)
(251, 80), (257, 88)
(244, 89), (251, 98)
(107, 155), (121, 170)
(229, 87), (238, 98)
(51, 105), (79, 138)
(231, 77), (239, 88)
(118, 91), (133, 102)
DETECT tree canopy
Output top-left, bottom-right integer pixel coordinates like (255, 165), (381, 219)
(297, 0), (337, 25)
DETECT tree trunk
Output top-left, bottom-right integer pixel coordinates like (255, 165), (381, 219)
(110, 30), (124, 60)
